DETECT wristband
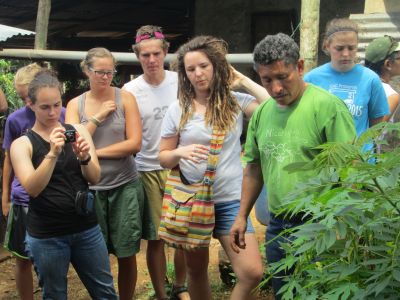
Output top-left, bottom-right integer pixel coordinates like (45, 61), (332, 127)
(44, 153), (57, 159)
(89, 116), (101, 126)
(79, 154), (91, 165)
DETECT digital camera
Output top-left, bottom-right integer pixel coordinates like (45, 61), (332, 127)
(64, 129), (76, 143)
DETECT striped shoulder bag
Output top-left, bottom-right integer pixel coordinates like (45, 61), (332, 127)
(158, 127), (225, 249)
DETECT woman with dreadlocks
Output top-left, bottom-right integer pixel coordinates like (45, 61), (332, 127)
(159, 36), (267, 300)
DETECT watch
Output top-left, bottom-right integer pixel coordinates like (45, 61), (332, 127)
(79, 154), (91, 165)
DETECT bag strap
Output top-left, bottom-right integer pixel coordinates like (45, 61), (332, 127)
(203, 126), (226, 187)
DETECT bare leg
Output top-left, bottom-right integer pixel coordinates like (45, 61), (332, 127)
(219, 234), (263, 300)
(118, 255), (137, 300)
(147, 240), (168, 299)
(15, 257), (34, 300)
(173, 249), (190, 299)
(185, 248), (211, 300)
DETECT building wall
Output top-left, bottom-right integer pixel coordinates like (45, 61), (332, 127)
(194, 0), (365, 67)
(364, 0), (400, 13)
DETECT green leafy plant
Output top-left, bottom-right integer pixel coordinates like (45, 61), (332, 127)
(0, 59), (24, 117)
(265, 122), (400, 299)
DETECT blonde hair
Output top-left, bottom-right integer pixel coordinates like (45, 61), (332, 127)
(132, 25), (169, 56)
(80, 47), (116, 72)
(14, 63), (43, 86)
(173, 35), (240, 132)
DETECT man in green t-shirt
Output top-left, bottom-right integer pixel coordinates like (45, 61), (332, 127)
(230, 33), (356, 298)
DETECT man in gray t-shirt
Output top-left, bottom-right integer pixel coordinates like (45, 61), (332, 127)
(123, 25), (189, 300)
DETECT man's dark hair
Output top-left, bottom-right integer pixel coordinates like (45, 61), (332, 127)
(253, 33), (299, 68)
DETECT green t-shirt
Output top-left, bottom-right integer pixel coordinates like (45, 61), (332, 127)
(243, 84), (356, 213)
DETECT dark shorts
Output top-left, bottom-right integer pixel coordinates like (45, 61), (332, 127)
(4, 203), (29, 259)
(95, 179), (152, 257)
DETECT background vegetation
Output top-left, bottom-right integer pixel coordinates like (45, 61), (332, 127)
(267, 123), (400, 299)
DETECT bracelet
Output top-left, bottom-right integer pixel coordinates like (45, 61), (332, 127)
(44, 153), (57, 159)
(79, 154), (91, 165)
(88, 116), (101, 126)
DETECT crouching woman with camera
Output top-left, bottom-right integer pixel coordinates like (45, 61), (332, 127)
(10, 70), (117, 299)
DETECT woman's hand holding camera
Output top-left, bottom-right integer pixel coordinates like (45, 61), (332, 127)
(48, 127), (90, 162)
(48, 127), (67, 157)
(72, 133), (91, 162)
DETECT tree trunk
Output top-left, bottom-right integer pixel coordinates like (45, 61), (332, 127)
(34, 0), (51, 50)
(300, 0), (320, 73)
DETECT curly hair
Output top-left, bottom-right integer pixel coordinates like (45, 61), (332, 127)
(80, 47), (116, 72)
(28, 70), (62, 104)
(172, 35), (240, 132)
(253, 33), (299, 68)
(132, 25), (170, 56)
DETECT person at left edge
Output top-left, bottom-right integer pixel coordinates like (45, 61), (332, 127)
(10, 70), (117, 299)
(2, 63), (65, 300)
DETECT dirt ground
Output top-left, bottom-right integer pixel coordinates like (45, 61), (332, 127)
(0, 212), (273, 299)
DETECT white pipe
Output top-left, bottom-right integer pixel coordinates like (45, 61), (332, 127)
(0, 49), (254, 65)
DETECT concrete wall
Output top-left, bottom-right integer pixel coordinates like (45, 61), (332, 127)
(194, 0), (365, 67)
(364, 0), (400, 14)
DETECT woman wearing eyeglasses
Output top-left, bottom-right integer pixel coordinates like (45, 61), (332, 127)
(66, 47), (145, 300)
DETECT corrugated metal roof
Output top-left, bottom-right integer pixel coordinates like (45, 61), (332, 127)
(350, 13), (400, 62)
(0, 24), (35, 42)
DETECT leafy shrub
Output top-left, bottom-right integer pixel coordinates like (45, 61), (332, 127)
(267, 123), (400, 299)
(0, 59), (24, 117)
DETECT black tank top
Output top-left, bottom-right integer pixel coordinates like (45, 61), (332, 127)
(26, 124), (97, 238)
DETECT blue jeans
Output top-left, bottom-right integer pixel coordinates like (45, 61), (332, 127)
(214, 200), (255, 235)
(266, 214), (304, 300)
(26, 225), (117, 300)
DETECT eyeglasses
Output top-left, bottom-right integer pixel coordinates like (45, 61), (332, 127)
(89, 67), (117, 77)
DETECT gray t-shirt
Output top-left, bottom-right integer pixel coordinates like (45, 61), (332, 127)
(161, 92), (255, 203)
(124, 71), (178, 171)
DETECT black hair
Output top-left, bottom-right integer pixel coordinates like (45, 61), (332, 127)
(365, 51), (398, 76)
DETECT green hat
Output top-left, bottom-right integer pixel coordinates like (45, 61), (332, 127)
(365, 35), (400, 63)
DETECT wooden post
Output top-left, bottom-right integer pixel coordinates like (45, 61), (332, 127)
(300, 0), (320, 72)
(34, 0), (51, 50)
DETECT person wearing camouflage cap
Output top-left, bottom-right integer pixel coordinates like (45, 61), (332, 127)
(365, 35), (400, 121)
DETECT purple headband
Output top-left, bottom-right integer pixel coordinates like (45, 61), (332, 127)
(135, 31), (165, 43)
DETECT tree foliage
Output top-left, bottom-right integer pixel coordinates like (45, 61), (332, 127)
(0, 59), (26, 116)
(266, 122), (400, 299)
